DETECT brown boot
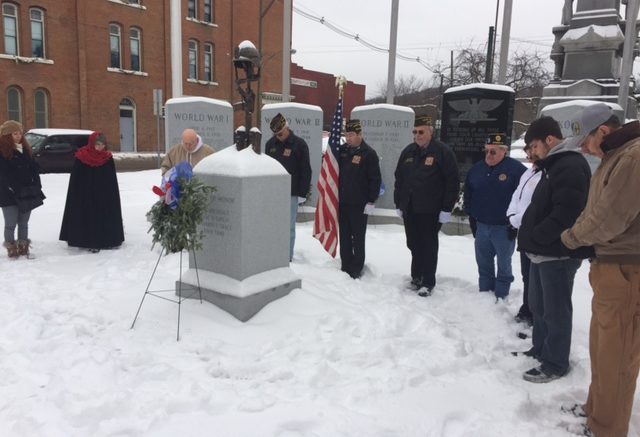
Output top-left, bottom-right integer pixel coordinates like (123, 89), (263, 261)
(4, 242), (18, 258)
(17, 239), (30, 257)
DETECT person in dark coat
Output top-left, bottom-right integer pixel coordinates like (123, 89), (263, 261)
(464, 133), (526, 300)
(0, 120), (44, 258)
(338, 119), (382, 279)
(394, 115), (459, 296)
(517, 116), (592, 384)
(59, 131), (124, 252)
(265, 113), (312, 261)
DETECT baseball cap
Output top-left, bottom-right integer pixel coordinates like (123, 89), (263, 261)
(566, 103), (614, 149)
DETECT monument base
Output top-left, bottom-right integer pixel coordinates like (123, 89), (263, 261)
(177, 267), (301, 322)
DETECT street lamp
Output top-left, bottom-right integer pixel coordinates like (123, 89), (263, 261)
(233, 40), (262, 152)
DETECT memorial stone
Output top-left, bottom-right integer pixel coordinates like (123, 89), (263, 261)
(177, 146), (301, 322)
(350, 104), (415, 210)
(165, 96), (233, 152)
(260, 103), (323, 208)
(440, 84), (515, 179)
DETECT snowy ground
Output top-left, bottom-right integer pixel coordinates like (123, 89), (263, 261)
(1, 169), (638, 437)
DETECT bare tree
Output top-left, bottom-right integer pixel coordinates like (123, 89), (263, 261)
(375, 74), (428, 99)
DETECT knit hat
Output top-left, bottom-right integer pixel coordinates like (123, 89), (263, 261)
(0, 120), (23, 136)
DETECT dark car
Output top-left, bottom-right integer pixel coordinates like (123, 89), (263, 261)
(25, 128), (93, 173)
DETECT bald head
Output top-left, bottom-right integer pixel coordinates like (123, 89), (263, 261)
(181, 129), (198, 152)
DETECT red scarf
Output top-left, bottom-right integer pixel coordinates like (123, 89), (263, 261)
(75, 131), (113, 167)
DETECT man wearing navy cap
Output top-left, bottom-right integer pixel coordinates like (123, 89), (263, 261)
(561, 103), (640, 437)
(338, 119), (382, 279)
(265, 113), (312, 262)
(464, 133), (526, 301)
(394, 115), (459, 296)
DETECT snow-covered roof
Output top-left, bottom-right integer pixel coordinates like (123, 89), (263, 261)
(165, 96), (232, 108)
(263, 102), (322, 113)
(351, 103), (414, 114)
(444, 83), (515, 94)
(562, 24), (623, 42)
(195, 144), (288, 177)
(26, 128), (93, 136)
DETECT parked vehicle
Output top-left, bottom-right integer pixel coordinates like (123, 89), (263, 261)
(25, 129), (93, 173)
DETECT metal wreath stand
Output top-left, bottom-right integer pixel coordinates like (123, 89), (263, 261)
(130, 244), (203, 341)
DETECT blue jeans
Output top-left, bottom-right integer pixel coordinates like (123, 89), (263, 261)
(2, 205), (31, 243)
(474, 222), (515, 298)
(289, 196), (298, 261)
(528, 258), (581, 375)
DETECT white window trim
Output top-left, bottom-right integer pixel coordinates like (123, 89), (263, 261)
(0, 53), (54, 64)
(187, 78), (219, 86)
(185, 16), (218, 28)
(107, 0), (147, 10)
(30, 8), (46, 59)
(129, 27), (142, 72)
(3, 3), (19, 56)
(107, 67), (148, 76)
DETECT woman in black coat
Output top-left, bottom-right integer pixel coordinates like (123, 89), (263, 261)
(0, 120), (44, 259)
(59, 131), (124, 252)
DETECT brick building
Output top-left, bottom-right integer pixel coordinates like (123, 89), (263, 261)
(0, 0), (284, 151)
(290, 62), (366, 130)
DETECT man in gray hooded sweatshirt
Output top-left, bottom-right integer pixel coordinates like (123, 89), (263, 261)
(516, 116), (592, 383)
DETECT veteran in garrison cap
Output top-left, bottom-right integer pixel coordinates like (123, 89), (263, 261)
(337, 119), (381, 279)
(463, 132), (526, 302)
(264, 112), (312, 262)
(393, 114), (459, 296)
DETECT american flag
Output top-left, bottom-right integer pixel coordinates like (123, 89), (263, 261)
(313, 96), (342, 257)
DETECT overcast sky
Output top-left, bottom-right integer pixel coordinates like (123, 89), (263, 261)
(290, 0), (574, 98)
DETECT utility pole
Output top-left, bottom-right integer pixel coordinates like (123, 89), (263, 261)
(497, 0), (513, 85)
(485, 27), (494, 83)
(618, 0), (640, 116)
(282, 0), (292, 102)
(386, 0), (400, 104)
(170, 0), (182, 98)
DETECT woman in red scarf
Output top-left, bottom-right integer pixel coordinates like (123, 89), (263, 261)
(59, 131), (124, 252)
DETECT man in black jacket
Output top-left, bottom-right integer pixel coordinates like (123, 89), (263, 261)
(518, 116), (591, 383)
(394, 115), (459, 296)
(338, 119), (382, 279)
(265, 113), (312, 262)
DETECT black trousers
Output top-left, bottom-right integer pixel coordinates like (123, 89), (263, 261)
(339, 204), (368, 276)
(403, 210), (440, 288)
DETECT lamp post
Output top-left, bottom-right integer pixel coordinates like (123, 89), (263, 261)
(233, 40), (262, 152)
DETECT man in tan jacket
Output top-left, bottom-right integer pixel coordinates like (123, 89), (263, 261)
(161, 128), (215, 175)
(561, 103), (640, 437)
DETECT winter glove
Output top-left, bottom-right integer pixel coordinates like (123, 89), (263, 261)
(469, 216), (477, 238)
(396, 209), (403, 219)
(438, 211), (452, 224)
(363, 203), (375, 215)
(507, 225), (518, 240)
(297, 197), (306, 205)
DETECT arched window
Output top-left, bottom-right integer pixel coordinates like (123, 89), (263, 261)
(34, 89), (49, 128)
(7, 87), (22, 123)
(188, 40), (198, 80)
(188, 0), (196, 19)
(129, 27), (141, 71)
(203, 0), (213, 23)
(110, 24), (122, 68)
(30, 8), (45, 58)
(204, 43), (214, 82)
(2, 3), (18, 56)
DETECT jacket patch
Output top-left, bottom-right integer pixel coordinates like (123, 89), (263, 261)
(499, 173), (507, 181)
(269, 147), (276, 154)
(352, 155), (361, 164)
(425, 157), (435, 166)
(283, 149), (292, 157)
(404, 157), (414, 164)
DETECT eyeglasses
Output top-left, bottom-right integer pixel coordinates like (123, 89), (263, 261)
(484, 149), (499, 156)
(412, 129), (426, 135)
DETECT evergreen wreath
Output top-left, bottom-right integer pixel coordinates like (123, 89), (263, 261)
(147, 162), (215, 253)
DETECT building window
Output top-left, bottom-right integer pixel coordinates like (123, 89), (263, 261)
(34, 89), (49, 128)
(110, 24), (121, 68)
(130, 27), (141, 71)
(3, 3), (18, 56)
(126, 0), (140, 4)
(7, 87), (22, 123)
(30, 8), (45, 58)
(204, 43), (213, 82)
(203, 0), (213, 23)
(188, 40), (198, 80)
(188, 0), (196, 19)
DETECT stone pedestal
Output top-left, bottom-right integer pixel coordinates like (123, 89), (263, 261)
(260, 103), (323, 207)
(440, 84), (515, 180)
(177, 146), (301, 322)
(350, 104), (415, 210)
(164, 97), (233, 151)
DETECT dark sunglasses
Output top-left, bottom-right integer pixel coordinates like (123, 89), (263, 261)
(412, 129), (426, 135)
